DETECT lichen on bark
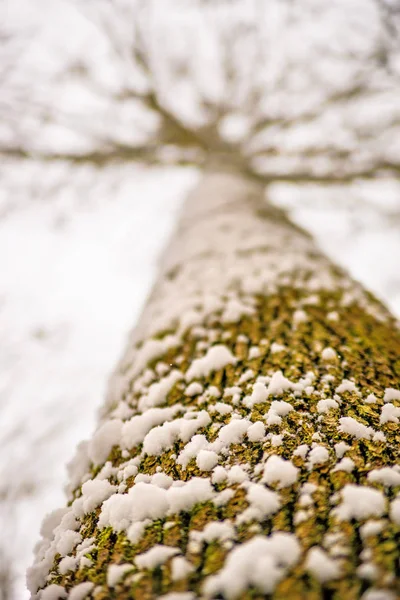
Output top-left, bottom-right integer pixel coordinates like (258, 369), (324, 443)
(28, 172), (400, 600)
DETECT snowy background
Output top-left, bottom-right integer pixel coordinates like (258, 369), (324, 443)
(1, 1), (400, 598)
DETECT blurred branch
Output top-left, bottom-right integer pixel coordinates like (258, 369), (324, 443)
(252, 164), (400, 185)
(0, 142), (204, 167)
(1, 0), (400, 185)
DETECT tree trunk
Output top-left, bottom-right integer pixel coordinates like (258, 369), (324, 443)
(28, 169), (400, 600)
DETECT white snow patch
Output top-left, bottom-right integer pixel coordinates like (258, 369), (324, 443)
(269, 400), (293, 417)
(40, 585), (67, 600)
(305, 547), (341, 582)
(360, 521), (385, 539)
(56, 530), (82, 557)
(373, 431), (386, 442)
(238, 369), (254, 384)
(143, 411), (211, 455)
(203, 533), (300, 599)
(159, 594), (196, 600)
(59, 556), (77, 575)
(270, 434), (283, 446)
(227, 466), (248, 484)
(196, 450), (219, 471)
(334, 442), (350, 459)
(177, 435), (209, 469)
(293, 510), (309, 525)
(332, 457), (355, 473)
(210, 402), (232, 415)
(383, 388), (400, 403)
(389, 498), (400, 524)
(333, 484), (386, 520)
(135, 545), (180, 570)
(214, 418), (251, 447)
(265, 400), (293, 426)
(302, 483), (318, 495)
(244, 382), (268, 407)
(68, 582), (95, 600)
(73, 479), (116, 517)
(249, 346), (261, 359)
(364, 393), (377, 404)
(321, 347), (337, 361)
(247, 421), (265, 442)
(293, 309), (307, 324)
(380, 403), (400, 424)
(268, 371), (301, 396)
(327, 311), (339, 321)
(190, 520), (235, 545)
(167, 478), (215, 514)
(357, 563), (378, 580)
(336, 380), (359, 395)
(361, 590), (396, 600)
(238, 483), (281, 524)
(127, 520), (151, 545)
(185, 345), (236, 381)
(224, 386), (242, 401)
(307, 446), (330, 469)
(205, 386), (221, 399)
(171, 556), (195, 581)
(88, 419), (122, 465)
(270, 343), (286, 354)
(132, 337), (179, 380)
(107, 563), (133, 587)
(222, 298), (254, 323)
(213, 489), (235, 507)
(100, 477), (215, 534)
(293, 444), (309, 459)
(211, 466), (228, 485)
(368, 467), (400, 487)
(99, 482), (169, 531)
(139, 370), (183, 410)
(262, 455), (299, 488)
(338, 417), (374, 440)
(122, 406), (182, 450)
(185, 382), (203, 397)
(152, 473), (174, 489)
(246, 371), (301, 407)
(317, 399), (338, 414)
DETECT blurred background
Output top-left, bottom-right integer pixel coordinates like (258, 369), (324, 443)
(1, 1), (400, 598)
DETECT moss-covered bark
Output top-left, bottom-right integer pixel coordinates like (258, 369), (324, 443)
(29, 171), (400, 600)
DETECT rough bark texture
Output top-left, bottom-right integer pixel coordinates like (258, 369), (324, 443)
(28, 171), (400, 600)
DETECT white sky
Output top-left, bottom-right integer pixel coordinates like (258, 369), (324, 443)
(1, 1), (400, 598)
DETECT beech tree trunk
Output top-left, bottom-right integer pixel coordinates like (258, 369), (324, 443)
(28, 169), (400, 600)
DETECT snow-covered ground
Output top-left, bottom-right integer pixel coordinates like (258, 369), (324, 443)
(0, 162), (399, 599)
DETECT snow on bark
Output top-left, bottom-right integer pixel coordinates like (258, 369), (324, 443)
(28, 171), (400, 599)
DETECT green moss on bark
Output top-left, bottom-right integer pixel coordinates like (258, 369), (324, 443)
(41, 284), (400, 599)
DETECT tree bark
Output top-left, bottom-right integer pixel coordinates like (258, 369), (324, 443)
(28, 169), (400, 600)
